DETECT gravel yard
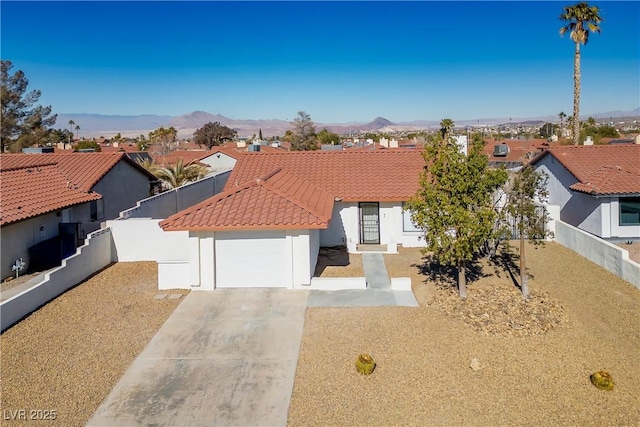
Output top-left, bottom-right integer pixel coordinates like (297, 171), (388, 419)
(289, 242), (640, 426)
(2, 244), (638, 426)
(0, 262), (188, 427)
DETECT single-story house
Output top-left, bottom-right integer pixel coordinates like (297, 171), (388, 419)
(531, 144), (640, 239)
(158, 150), (427, 289)
(0, 152), (157, 279)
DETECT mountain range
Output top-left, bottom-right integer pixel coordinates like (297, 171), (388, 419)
(57, 108), (640, 139)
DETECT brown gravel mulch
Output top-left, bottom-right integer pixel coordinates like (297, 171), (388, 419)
(289, 242), (640, 426)
(0, 262), (188, 427)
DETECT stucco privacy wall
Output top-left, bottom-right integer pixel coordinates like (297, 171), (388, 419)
(108, 171), (231, 265)
(554, 219), (639, 289)
(1, 228), (114, 332)
(0, 204), (92, 281)
(119, 171), (230, 220)
(108, 219), (191, 262)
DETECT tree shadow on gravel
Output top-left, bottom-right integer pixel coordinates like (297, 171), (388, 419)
(412, 254), (489, 292)
(487, 244), (536, 293)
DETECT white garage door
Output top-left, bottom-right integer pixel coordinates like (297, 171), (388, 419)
(215, 230), (287, 287)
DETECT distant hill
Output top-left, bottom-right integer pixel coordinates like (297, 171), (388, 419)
(55, 108), (640, 138)
(56, 113), (172, 137)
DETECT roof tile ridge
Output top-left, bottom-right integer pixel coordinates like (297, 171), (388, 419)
(0, 162), (59, 172)
(160, 178), (260, 229)
(258, 170), (333, 221)
(255, 167), (282, 183)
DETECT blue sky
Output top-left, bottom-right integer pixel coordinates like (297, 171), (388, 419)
(1, 1), (638, 123)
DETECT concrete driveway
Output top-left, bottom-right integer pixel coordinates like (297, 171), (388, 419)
(87, 288), (309, 427)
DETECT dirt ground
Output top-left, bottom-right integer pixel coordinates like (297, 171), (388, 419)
(616, 241), (640, 264)
(0, 262), (188, 427)
(289, 242), (640, 426)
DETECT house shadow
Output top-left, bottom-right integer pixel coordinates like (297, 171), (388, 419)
(313, 246), (350, 277)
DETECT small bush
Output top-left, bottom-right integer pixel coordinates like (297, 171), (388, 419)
(590, 371), (614, 391)
(355, 353), (376, 375)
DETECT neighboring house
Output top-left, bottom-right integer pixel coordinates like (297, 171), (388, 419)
(153, 148), (242, 173)
(531, 145), (640, 239)
(0, 152), (157, 279)
(483, 138), (549, 169)
(158, 150), (426, 289)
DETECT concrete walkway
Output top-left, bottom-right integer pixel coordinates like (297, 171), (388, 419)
(87, 289), (309, 427)
(308, 252), (419, 308)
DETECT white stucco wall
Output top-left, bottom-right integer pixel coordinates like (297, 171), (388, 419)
(379, 202), (398, 253)
(554, 220), (639, 289)
(320, 202), (351, 247)
(157, 228), (318, 290)
(319, 201), (424, 253)
(107, 218), (191, 262)
(535, 155), (604, 237)
(200, 152), (237, 171)
(1, 228), (114, 332)
(610, 198), (640, 239)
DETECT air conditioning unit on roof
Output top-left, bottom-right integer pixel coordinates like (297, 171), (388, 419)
(493, 144), (509, 157)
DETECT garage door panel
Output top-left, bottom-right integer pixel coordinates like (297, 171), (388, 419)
(215, 231), (287, 287)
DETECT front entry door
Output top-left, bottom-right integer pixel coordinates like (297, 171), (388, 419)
(359, 202), (380, 244)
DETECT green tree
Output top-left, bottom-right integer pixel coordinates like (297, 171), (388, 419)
(75, 124), (81, 139)
(154, 159), (209, 189)
(136, 134), (149, 151)
(290, 111), (318, 151)
(73, 140), (101, 152)
(149, 126), (178, 154)
(502, 167), (552, 299)
(193, 121), (237, 149)
(136, 158), (160, 175)
(48, 128), (73, 146)
(406, 120), (508, 299)
(317, 128), (340, 145)
(258, 128), (263, 140)
(539, 123), (556, 139)
(560, 2), (603, 145)
(1, 60), (56, 152)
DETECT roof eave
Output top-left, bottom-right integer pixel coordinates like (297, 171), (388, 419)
(161, 223), (330, 232)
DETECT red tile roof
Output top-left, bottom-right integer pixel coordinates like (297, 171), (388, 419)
(159, 168), (334, 231)
(532, 145), (640, 195)
(225, 150), (425, 202)
(0, 152), (151, 192)
(483, 139), (550, 165)
(0, 164), (101, 226)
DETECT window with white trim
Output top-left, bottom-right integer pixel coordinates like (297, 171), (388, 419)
(402, 202), (423, 232)
(620, 197), (640, 225)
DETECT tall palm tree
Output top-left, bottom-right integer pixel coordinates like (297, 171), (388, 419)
(67, 119), (75, 149)
(558, 111), (567, 138)
(75, 125), (80, 139)
(559, 2), (603, 145)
